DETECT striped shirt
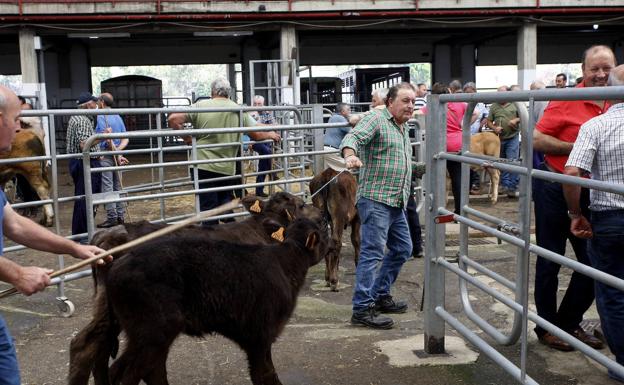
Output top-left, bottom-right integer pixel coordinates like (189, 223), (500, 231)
(66, 115), (99, 155)
(340, 107), (412, 208)
(415, 97), (427, 110)
(566, 103), (624, 211)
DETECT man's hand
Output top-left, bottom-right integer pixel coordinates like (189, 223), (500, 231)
(15, 266), (53, 296)
(570, 216), (593, 239)
(494, 126), (503, 135)
(118, 155), (129, 165)
(508, 118), (520, 130)
(267, 131), (281, 143)
(71, 244), (111, 265)
(345, 154), (363, 169)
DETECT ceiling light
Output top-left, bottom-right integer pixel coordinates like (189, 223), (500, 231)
(193, 31), (253, 37)
(67, 33), (131, 39)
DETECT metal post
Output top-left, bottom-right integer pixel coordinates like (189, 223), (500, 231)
(156, 112), (166, 221)
(83, 151), (95, 241)
(311, 104), (325, 176)
(424, 94), (446, 354)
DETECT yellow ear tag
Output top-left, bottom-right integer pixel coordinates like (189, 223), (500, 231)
(271, 227), (285, 242)
(250, 200), (262, 213)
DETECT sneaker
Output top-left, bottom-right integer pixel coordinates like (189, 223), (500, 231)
(97, 219), (118, 228)
(470, 185), (480, 195)
(375, 295), (408, 314)
(351, 304), (394, 329)
(507, 189), (519, 198)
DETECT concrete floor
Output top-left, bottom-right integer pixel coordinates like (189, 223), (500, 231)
(1, 194), (621, 385)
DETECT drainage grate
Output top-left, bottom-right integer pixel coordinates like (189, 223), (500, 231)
(445, 238), (495, 247)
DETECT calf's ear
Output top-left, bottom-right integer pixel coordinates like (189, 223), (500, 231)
(305, 231), (319, 250)
(242, 195), (264, 214)
(262, 218), (283, 237)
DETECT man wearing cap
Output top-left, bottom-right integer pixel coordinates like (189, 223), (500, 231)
(66, 92), (102, 237)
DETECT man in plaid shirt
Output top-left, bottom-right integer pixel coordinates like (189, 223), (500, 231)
(563, 65), (624, 383)
(340, 82), (417, 329)
(66, 92), (102, 237)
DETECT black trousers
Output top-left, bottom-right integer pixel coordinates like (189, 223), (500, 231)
(406, 194), (423, 255)
(69, 158), (101, 236)
(533, 162), (593, 336)
(446, 160), (462, 215)
(191, 168), (237, 226)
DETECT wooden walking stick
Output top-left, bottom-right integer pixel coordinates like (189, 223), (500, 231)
(0, 199), (240, 300)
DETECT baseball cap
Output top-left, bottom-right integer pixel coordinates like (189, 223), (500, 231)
(76, 92), (98, 105)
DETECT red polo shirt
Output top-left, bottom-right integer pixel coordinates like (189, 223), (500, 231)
(536, 82), (609, 173)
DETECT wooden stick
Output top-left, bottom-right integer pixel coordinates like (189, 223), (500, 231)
(0, 199), (240, 300)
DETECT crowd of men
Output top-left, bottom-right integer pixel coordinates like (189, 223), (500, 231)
(0, 43), (623, 383)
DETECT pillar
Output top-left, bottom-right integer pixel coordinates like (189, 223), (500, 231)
(517, 23), (537, 90)
(280, 25), (299, 105)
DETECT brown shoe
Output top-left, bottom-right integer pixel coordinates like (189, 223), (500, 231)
(572, 328), (605, 349)
(538, 332), (574, 351)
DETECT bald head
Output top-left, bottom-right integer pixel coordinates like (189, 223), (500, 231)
(99, 92), (114, 107)
(0, 85), (21, 151)
(0, 85), (20, 113)
(530, 80), (545, 90)
(582, 45), (616, 88)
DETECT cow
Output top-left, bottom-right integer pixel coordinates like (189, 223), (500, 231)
(0, 126), (54, 226)
(309, 168), (360, 292)
(469, 131), (501, 204)
(69, 192), (326, 385)
(72, 218), (329, 385)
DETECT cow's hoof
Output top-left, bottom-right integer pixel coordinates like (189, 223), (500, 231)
(41, 217), (54, 227)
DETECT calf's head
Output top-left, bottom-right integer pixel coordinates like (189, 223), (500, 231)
(275, 218), (330, 266)
(242, 192), (323, 225)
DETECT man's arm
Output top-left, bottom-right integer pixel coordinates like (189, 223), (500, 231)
(3, 205), (105, 261)
(562, 165), (592, 238)
(168, 113), (191, 144)
(248, 129), (281, 143)
(533, 129), (574, 154)
(0, 256), (51, 296)
(340, 113), (380, 169)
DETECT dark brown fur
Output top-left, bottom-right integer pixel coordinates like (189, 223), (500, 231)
(309, 168), (360, 291)
(75, 218), (328, 385)
(69, 192), (324, 385)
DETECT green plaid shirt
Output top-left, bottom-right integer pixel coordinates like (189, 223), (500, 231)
(340, 108), (412, 208)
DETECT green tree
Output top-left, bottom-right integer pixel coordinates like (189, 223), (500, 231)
(410, 63), (431, 86)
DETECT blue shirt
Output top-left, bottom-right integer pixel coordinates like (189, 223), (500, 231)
(96, 112), (127, 150)
(0, 190), (6, 253)
(324, 114), (350, 148)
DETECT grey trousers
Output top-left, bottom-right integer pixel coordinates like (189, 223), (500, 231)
(99, 156), (125, 220)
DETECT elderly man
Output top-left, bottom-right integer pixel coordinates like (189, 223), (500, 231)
(341, 82), (417, 329)
(249, 95), (275, 197)
(66, 92), (102, 236)
(532, 45), (615, 351)
(323, 102), (351, 172)
(95, 93), (129, 228)
(0, 85), (105, 385)
(168, 79), (280, 223)
(563, 64), (624, 383)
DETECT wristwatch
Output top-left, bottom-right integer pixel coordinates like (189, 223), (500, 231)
(567, 210), (582, 219)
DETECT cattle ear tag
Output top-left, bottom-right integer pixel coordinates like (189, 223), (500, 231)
(250, 200), (262, 213)
(271, 227), (285, 242)
(305, 232), (318, 249)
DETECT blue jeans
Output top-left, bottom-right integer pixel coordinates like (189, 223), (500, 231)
(253, 142), (272, 195)
(500, 135), (519, 190)
(588, 210), (624, 372)
(533, 165), (593, 336)
(0, 316), (20, 385)
(352, 198), (412, 312)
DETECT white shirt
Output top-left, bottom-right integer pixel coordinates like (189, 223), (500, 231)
(566, 103), (624, 211)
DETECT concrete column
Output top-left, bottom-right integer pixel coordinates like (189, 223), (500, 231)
(280, 25), (298, 105)
(227, 63), (238, 102)
(460, 45), (476, 83)
(517, 23), (537, 90)
(19, 28), (39, 84)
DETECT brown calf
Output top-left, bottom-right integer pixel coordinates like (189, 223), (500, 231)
(309, 168), (360, 291)
(0, 129), (53, 226)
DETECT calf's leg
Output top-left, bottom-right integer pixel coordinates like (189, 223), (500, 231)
(350, 213), (361, 266)
(245, 343), (282, 385)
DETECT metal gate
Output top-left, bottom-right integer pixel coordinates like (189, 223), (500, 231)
(423, 86), (624, 384)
